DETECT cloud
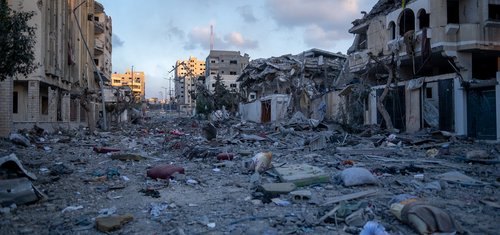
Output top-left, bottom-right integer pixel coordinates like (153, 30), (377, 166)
(237, 5), (257, 23)
(184, 25), (258, 50)
(225, 32), (258, 49)
(303, 25), (340, 48)
(112, 33), (124, 47)
(165, 21), (185, 41)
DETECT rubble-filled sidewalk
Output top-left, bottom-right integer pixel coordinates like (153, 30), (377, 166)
(0, 110), (499, 234)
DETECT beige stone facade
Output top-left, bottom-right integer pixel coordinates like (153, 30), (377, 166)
(111, 70), (146, 102)
(174, 56), (206, 111)
(0, 0), (111, 137)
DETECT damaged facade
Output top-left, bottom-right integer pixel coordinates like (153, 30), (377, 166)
(346, 0), (500, 140)
(0, 0), (112, 137)
(237, 48), (346, 123)
(173, 56), (206, 113)
(205, 50), (250, 93)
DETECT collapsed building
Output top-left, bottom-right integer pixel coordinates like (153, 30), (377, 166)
(346, 0), (500, 140)
(237, 48), (347, 123)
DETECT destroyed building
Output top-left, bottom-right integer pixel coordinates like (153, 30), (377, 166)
(346, 0), (500, 140)
(237, 48), (346, 123)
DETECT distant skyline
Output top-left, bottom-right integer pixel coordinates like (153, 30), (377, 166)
(98, 0), (378, 99)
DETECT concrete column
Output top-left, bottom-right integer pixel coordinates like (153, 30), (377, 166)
(454, 77), (467, 135)
(61, 93), (70, 122)
(0, 79), (13, 137)
(405, 87), (421, 133)
(496, 72), (500, 141)
(48, 87), (58, 122)
(369, 89), (377, 124)
(75, 98), (81, 123)
(27, 81), (40, 122)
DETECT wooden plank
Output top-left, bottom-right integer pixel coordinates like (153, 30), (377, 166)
(322, 189), (378, 206)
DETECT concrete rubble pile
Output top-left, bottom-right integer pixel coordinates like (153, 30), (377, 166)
(238, 49), (346, 111)
(0, 110), (499, 234)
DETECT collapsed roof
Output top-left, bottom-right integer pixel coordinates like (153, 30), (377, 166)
(237, 48), (347, 99)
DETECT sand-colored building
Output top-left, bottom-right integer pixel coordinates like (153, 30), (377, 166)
(0, 0), (112, 137)
(174, 56), (206, 112)
(111, 69), (146, 102)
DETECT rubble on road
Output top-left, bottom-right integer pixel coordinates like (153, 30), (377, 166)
(0, 110), (499, 234)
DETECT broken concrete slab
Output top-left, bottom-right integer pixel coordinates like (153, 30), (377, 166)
(95, 213), (134, 232)
(9, 133), (30, 147)
(274, 164), (330, 187)
(435, 171), (489, 186)
(0, 154), (37, 180)
(259, 182), (296, 197)
(0, 177), (45, 206)
(290, 190), (312, 201)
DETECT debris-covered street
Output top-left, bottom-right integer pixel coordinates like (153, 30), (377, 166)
(1, 110), (499, 234)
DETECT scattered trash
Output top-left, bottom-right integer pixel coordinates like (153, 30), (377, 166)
(338, 167), (377, 186)
(426, 148), (439, 158)
(359, 221), (390, 235)
(246, 152), (272, 173)
(147, 165), (185, 179)
(271, 198), (291, 206)
(98, 206), (117, 217)
(62, 205), (83, 213)
(150, 202), (169, 217)
(186, 179), (198, 185)
(391, 200), (457, 235)
(217, 152), (235, 161)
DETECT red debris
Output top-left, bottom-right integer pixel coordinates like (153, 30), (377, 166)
(147, 165), (185, 179)
(217, 153), (235, 161)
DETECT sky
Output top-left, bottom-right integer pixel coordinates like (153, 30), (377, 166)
(98, 0), (379, 99)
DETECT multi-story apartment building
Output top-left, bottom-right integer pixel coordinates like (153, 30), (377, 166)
(347, 0), (500, 140)
(0, 0), (111, 137)
(111, 69), (145, 102)
(94, 1), (112, 83)
(205, 50), (249, 93)
(173, 56), (206, 112)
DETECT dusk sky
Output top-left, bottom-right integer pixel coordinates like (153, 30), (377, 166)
(98, 0), (379, 99)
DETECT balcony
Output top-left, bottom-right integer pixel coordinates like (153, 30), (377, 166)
(94, 21), (104, 34)
(94, 38), (104, 55)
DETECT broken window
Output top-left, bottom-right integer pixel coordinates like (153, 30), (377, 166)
(212, 84), (215, 87)
(230, 60), (237, 64)
(399, 9), (415, 36)
(230, 84), (237, 88)
(418, 9), (430, 29)
(229, 71), (237, 75)
(489, 4), (500, 20)
(426, 87), (433, 99)
(388, 21), (396, 39)
(41, 96), (48, 115)
(13, 92), (18, 114)
(211, 60), (216, 63)
(447, 0), (459, 24)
